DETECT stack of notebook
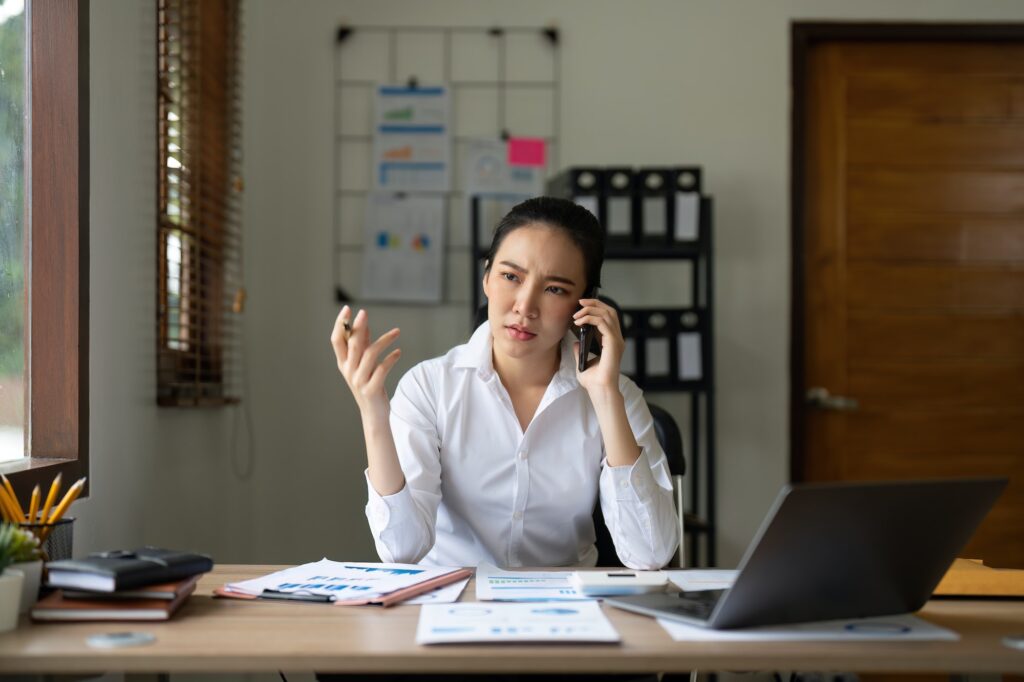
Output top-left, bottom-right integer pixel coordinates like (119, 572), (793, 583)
(32, 547), (213, 622)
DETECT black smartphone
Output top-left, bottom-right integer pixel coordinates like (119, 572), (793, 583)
(578, 286), (598, 372)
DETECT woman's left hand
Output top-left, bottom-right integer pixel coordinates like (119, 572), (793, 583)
(572, 297), (624, 394)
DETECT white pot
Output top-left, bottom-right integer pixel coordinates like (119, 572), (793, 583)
(10, 560), (42, 613)
(0, 569), (24, 632)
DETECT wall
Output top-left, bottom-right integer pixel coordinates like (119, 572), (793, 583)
(75, 0), (253, 562)
(241, 0), (1024, 567)
(80, 0), (1024, 570)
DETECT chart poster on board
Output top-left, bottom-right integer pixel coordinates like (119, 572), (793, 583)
(373, 85), (451, 192)
(361, 193), (445, 303)
(462, 138), (544, 199)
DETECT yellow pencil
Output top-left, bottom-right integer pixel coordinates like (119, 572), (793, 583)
(0, 474), (24, 520)
(27, 485), (40, 524)
(44, 477), (84, 526)
(0, 487), (17, 523)
(40, 477), (85, 542)
(1, 487), (23, 524)
(39, 473), (62, 529)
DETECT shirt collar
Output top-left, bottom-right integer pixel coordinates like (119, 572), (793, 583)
(456, 322), (580, 392)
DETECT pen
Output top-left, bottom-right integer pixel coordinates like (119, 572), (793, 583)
(39, 473), (62, 529)
(261, 589), (333, 603)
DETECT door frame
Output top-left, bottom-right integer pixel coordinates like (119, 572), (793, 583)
(789, 22), (1024, 482)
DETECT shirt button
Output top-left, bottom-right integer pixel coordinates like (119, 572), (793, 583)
(519, 451), (528, 460)
(513, 511), (523, 520)
(620, 480), (629, 489)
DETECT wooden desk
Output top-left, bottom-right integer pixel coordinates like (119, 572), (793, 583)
(0, 565), (1022, 675)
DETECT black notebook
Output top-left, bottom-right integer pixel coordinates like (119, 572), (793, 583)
(46, 547), (214, 592)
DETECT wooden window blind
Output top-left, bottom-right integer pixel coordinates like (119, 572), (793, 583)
(156, 0), (244, 407)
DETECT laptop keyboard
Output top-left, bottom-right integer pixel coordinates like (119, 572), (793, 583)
(672, 589), (726, 620)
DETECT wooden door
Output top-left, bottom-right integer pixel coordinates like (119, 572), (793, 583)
(797, 39), (1024, 569)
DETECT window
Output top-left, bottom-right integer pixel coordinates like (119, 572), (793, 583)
(157, 0), (243, 407)
(0, 0), (25, 464)
(1, 0), (89, 497)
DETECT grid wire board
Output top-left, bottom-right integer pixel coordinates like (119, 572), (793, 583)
(333, 25), (561, 304)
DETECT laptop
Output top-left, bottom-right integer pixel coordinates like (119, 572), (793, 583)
(605, 477), (1007, 629)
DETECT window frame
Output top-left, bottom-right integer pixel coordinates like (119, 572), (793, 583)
(1, 0), (89, 500)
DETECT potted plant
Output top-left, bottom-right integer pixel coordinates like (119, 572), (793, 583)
(7, 525), (43, 613)
(0, 523), (28, 631)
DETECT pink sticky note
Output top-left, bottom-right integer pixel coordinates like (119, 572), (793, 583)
(507, 137), (547, 167)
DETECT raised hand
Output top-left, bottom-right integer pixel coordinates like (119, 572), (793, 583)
(330, 305), (401, 415)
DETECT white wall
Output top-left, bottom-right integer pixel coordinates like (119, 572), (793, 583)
(81, 0), (1024, 569)
(77, 0), (254, 562)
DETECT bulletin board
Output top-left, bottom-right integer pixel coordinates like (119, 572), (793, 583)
(332, 25), (562, 304)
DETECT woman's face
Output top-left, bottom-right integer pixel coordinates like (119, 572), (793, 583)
(482, 224), (587, 365)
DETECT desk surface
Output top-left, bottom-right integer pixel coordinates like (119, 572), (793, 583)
(0, 565), (1022, 674)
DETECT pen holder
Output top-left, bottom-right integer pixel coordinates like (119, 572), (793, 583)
(20, 517), (74, 562)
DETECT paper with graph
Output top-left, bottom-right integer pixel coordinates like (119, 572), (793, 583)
(373, 85), (450, 192)
(361, 193), (445, 302)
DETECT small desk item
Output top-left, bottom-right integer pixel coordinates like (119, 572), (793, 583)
(569, 570), (668, 596)
(32, 580), (196, 622)
(933, 558), (1024, 598)
(85, 632), (157, 649)
(46, 547), (214, 592)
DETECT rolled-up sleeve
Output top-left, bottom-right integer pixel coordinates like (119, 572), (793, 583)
(598, 377), (680, 569)
(364, 366), (443, 564)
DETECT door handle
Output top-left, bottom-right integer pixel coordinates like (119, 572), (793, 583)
(806, 387), (859, 412)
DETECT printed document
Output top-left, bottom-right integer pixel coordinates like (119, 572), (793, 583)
(417, 600), (620, 644)
(404, 578), (470, 605)
(658, 613), (957, 642)
(475, 563), (587, 601)
(221, 559), (460, 601)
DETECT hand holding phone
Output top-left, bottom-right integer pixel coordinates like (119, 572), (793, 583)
(577, 287), (598, 372)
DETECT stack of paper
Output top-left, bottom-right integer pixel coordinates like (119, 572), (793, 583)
(217, 559), (470, 606)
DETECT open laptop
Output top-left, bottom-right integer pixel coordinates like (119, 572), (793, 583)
(605, 477), (1007, 629)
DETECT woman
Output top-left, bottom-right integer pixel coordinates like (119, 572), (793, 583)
(331, 197), (679, 569)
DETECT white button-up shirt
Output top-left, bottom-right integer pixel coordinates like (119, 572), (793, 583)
(364, 323), (680, 569)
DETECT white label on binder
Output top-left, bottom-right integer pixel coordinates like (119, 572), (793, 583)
(643, 197), (666, 237)
(574, 195), (598, 217)
(675, 192), (700, 241)
(646, 337), (670, 377)
(678, 332), (702, 380)
(607, 197), (632, 236)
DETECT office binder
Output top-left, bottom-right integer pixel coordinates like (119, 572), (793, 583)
(603, 167), (635, 241)
(546, 167), (606, 226)
(635, 167), (674, 243)
(672, 166), (702, 242)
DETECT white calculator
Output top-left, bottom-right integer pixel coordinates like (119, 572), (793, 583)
(569, 570), (668, 596)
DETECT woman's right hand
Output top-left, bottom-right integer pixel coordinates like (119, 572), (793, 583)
(330, 305), (402, 415)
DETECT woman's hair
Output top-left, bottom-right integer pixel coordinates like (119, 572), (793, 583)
(483, 196), (606, 294)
